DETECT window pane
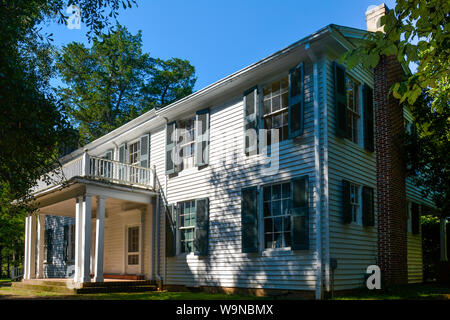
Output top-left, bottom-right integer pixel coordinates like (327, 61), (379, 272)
(128, 227), (139, 253)
(272, 80), (280, 96)
(274, 217), (282, 232)
(128, 254), (139, 265)
(263, 202), (271, 217)
(272, 95), (281, 112)
(273, 113), (282, 128)
(272, 184), (281, 200)
(263, 186), (271, 201)
(245, 91), (255, 116)
(281, 77), (289, 91)
(265, 233), (273, 249)
(281, 183), (290, 199)
(264, 217), (273, 234)
(272, 200), (281, 216)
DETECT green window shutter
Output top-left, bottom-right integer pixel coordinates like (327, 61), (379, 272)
(411, 202), (420, 235)
(291, 176), (310, 250)
(165, 122), (177, 175)
(165, 204), (176, 257)
(334, 62), (348, 138)
(195, 108), (210, 167)
(241, 186), (259, 253)
(63, 225), (69, 262)
(363, 84), (374, 152)
(194, 198), (209, 256)
(342, 180), (352, 224)
(243, 87), (259, 156)
(140, 134), (150, 168)
(288, 62), (305, 138)
(362, 186), (375, 227)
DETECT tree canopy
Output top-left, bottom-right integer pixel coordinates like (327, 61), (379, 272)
(343, 0), (449, 217)
(56, 24), (196, 145)
(0, 0), (137, 275)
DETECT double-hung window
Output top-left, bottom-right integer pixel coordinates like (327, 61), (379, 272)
(349, 183), (360, 224)
(243, 62), (304, 156)
(241, 176), (310, 253)
(342, 180), (375, 227)
(262, 77), (290, 145)
(334, 62), (369, 147)
(346, 76), (360, 143)
(178, 200), (196, 254)
(178, 118), (196, 171)
(166, 198), (210, 257)
(165, 109), (210, 175)
(263, 182), (292, 248)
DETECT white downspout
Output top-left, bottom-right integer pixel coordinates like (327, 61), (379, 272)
(154, 114), (170, 289)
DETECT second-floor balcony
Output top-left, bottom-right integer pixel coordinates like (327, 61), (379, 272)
(32, 151), (156, 195)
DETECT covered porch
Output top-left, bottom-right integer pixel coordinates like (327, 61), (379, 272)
(22, 151), (159, 287)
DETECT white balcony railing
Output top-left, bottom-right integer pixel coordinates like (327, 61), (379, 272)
(32, 151), (156, 194)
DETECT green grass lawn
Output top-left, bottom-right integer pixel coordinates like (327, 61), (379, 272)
(0, 281), (266, 300)
(0, 280), (448, 300)
(333, 283), (450, 300)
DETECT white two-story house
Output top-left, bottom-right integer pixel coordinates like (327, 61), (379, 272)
(20, 4), (437, 299)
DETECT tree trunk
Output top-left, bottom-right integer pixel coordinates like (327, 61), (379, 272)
(6, 254), (10, 278)
(0, 245), (3, 278)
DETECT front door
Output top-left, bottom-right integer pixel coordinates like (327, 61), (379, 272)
(125, 226), (140, 274)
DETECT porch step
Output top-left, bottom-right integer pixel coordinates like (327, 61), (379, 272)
(104, 274), (146, 281)
(76, 284), (157, 294)
(81, 280), (155, 288)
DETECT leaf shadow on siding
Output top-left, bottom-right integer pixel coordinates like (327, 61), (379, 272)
(194, 149), (275, 291)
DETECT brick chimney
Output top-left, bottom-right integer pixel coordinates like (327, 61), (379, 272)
(366, 3), (389, 32)
(368, 3), (409, 285)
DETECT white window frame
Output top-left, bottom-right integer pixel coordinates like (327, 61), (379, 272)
(177, 117), (196, 172)
(128, 139), (141, 183)
(125, 224), (141, 267)
(260, 73), (290, 145)
(128, 139), (140, 166)
(177, 200), (196, 255)
(345, 74), (361, 144)
(349, 183), (362, 225)
(260, 180), (293, 251)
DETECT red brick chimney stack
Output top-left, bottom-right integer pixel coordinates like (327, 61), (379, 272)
(367, 3), (409, 285)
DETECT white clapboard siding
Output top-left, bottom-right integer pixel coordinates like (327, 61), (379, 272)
(325, 57), (378, 291)
(103, 208), (152, 276)
(149, 61), (320, 291)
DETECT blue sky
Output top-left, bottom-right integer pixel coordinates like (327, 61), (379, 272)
(43, 0), (397, 91)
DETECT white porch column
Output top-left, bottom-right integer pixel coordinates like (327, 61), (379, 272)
(29, 214), (37, 279)
(140, 208), (145, 276)
(94, 196), (106, 282)
(74, 196), (82, 283)
(81, 194), (92, 283)
(440, 217), (448, 262)
(23, 215), (30, 279)
(36, 214), (45, 278)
